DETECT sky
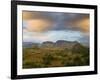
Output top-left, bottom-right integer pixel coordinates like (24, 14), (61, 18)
(22, 11), (90, 46)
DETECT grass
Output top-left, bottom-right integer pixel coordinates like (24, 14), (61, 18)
(23, 46), (89, 68)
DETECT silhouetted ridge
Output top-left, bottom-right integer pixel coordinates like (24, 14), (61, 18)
(40, 40), (82, 49)
(23, 40), (87, 49)
(42, 41), (54, 47)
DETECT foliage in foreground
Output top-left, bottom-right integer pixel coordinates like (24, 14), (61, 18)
(23, 44), (89, 68)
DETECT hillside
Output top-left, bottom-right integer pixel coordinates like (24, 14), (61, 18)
(23, 40), (89, 68)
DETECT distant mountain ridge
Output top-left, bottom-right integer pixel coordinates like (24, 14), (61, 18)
(23, 40), (87, 49)
(41, 40), (82, 49)
(23, 42), (39, 48)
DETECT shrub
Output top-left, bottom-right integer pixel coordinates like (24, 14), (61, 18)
(43, 54), (54, 65)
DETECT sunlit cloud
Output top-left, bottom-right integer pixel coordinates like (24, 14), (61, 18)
(25, 19), (53, 32)
(22, 11), (40, 20)
(64, 16), (89, 33)
(73, 18), (90, 32)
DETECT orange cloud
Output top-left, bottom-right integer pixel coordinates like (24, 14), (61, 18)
(23, 11), (33, 20)
(22, 11), (40, 20)
(76, 18), (90, 32)
(67, 18), (90, 33)
(26, 19), (53, 32)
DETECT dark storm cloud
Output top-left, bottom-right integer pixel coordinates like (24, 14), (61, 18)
(23, 11), (89, 32)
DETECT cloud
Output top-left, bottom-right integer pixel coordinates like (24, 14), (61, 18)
(25, 19), (53, 32)
(22, 11), (40, 20)
(78, 33), (89, 46)
(68, 18), (90, 33)
(22, 11), (54, 21)
(22, 11), (90, 45)
(23, 11), (89, 33)
(23, 11), (54, 32)
(64, 14), (89, 33)
(76, 18), (89, 32)
(23, 29), (83, 43)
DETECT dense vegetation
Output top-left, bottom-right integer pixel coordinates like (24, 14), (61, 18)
(23, 42), (89, 68)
